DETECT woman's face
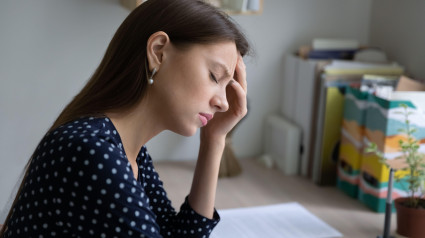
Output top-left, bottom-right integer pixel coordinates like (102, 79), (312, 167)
(150, 41), (239, 136)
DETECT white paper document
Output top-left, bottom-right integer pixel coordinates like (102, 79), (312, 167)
(210, 202), (342, 238)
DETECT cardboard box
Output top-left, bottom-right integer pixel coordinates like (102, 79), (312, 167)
(396, 75), (425, 91)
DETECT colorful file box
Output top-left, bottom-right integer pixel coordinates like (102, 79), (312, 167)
(358, 94), (424, 212)
(337, 87), (368, 198)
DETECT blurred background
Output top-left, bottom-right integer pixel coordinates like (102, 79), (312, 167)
(1, 1), (424, 234)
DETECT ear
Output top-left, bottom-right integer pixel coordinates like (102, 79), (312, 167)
(146, 31), (170, 71)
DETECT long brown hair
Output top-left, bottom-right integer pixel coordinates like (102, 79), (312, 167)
(0, 0), (250, 235)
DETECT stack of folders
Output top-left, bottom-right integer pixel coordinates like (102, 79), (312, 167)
(309, 60), (405, 185)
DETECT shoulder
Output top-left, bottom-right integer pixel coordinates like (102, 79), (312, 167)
(33, 117), (125, 167)
(44, 117), (120, 147)
(28, 117), (137, 190)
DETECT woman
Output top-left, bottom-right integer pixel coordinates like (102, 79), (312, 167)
(0, 0), (249, 237)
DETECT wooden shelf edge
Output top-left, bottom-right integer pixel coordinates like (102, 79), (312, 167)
(120, 0), (145, 11)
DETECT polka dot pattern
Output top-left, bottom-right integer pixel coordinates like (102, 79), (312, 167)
(4, 117), (220, 237)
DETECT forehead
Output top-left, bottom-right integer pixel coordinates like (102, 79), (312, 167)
(188, 42), (238, 70)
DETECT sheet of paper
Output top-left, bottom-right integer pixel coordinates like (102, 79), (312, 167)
(210, 202), (342, 238)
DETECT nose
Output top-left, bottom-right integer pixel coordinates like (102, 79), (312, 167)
(211, 89), (229, 112)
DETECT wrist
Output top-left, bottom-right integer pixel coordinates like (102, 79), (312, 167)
(200, 130), (226, 146)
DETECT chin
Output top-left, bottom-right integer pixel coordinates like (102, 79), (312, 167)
(172, 126), (198, 137)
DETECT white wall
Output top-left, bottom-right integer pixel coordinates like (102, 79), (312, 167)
(0, 0), (372, 216)
(0, 0), (130, 219)
(370, 0), (425, 79)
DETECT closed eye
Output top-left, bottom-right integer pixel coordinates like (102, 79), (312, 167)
(210, 72), (218, 84)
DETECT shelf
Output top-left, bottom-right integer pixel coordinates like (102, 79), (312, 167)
(120, 0), (263, 15)
(119, 0), (144, 11)
(207, 0), (263, 15)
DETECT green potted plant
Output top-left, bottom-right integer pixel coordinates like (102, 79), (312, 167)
(366, 103), (425, 238)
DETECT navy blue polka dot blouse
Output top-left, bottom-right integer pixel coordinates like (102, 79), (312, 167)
(3, 117), (220, 237)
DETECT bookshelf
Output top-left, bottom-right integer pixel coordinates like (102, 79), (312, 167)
(120, 0), (263, 15)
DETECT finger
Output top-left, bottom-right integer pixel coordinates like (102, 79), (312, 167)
(234, 56), (247, 93)
(236, 57), (247, 92)
(228, 79), (247, 117)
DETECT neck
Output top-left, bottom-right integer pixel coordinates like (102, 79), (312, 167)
(106, 96), (164, 163)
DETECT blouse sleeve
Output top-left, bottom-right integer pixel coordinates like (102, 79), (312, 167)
(139, 148), (221, 238)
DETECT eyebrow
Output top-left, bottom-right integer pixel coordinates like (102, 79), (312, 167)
(212, 62), (232, 80)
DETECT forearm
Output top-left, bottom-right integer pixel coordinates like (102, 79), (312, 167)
(188, 133), (225, 219)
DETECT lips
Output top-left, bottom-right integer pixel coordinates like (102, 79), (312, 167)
(199, 113), (213, 126)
